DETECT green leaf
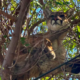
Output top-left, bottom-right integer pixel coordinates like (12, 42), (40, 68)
(11, 7), (14, 11)
(0, 76), (1, 80)
(69, 5), (74, 8)
(25, 43), (30, 47)
(69, 53), (72, 58)
(23, 26), (26, 30)
(55, 2), (62, 5)
(20, 37), (26, 45)
(45, 77), (49, 79)
(3, 35), (7, 38)
(78, 35), (80, 39)
(41, 78), (44, 80)
(63, 2), (70, 5)
(77, 25), (80, 32)
(42, 22), (46, 26)
(2, 67), (4, 70)
(33, 1), (42, 7)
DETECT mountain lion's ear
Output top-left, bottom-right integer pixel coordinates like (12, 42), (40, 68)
(65, 8), (75, 18)
(43, 7), (52, 18)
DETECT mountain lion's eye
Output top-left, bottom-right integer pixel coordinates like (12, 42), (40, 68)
(52, 20), (55, 25)
(57, 20), (61, 24)
(60, 15), (64, 17)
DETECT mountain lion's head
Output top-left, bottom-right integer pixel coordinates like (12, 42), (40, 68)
(43, 8), (74, 31)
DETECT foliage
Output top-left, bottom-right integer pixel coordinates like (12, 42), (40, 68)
(0, 77), (1, 80)
(0, 0), (80, 80)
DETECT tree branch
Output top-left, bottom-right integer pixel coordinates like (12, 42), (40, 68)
(0, 52), (4, 65)
(28, 18), (45, 34)
(0, 10), (16, 22)
(1, 0), (31, 80)
(71, 19), (80, 24)
(39, 0), (44, 5)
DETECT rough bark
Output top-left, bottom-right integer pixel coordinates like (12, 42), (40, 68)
(1, 0), (31, 80)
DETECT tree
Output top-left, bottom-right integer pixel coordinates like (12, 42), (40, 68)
(0, 0), (80, 80)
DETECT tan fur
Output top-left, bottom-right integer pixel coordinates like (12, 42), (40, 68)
(30, 13), (69, 76)
(25, 35), (56, 59)
(13, 12), (70, 78)
(47, 17), (69, 31)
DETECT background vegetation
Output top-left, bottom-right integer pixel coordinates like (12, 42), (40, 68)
(0, 0), (80, 80)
